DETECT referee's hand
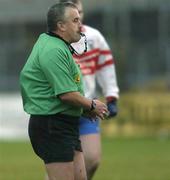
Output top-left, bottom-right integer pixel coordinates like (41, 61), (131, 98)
(88, 99), (108, 120)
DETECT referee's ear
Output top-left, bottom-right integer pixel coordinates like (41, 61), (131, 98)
(57, 21), (66, 32)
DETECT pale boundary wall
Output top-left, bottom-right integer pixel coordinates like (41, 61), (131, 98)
(0, 93), (29, 140)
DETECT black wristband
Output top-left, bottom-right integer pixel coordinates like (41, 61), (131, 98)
(90, 100), (96, 111)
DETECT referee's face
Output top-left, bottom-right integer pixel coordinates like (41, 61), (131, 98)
(63, 7), (82, 43)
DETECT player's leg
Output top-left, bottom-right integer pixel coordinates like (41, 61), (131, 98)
(80, 134), (101, 180)
(79, 117), (101, 180)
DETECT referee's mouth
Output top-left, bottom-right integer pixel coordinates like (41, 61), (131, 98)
(77, 30), (81, 37)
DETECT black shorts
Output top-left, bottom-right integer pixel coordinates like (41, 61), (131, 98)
(28, 113), (82, 164)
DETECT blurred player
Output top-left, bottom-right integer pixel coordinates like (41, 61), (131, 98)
(58, 0), (119, 179)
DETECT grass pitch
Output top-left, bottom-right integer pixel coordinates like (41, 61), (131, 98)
(0, 137), (170, 180)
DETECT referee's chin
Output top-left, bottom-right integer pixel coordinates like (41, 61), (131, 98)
(72, 33), (81, 43)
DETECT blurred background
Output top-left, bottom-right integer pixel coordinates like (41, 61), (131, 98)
(0, 0), (170, 139)
(0, 0), (170, 179)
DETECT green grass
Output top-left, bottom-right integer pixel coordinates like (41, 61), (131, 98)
(94, 137), (170, 180)
(1, 137), (170, 180)
(0, 141), (44, 180)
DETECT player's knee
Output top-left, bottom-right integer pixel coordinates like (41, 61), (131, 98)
(89, 159), (100, 171)
(86, 160), (99, 180)
(84, 151), (101, 180)
(91, 151), (101, 166)
(86, 155), (101, 173)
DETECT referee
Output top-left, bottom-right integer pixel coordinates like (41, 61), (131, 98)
(20, 2), (108, 180)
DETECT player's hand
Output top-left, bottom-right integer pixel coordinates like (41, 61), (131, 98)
(107, 100), (118, 118)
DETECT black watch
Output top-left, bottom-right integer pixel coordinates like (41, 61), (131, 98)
(90, 100), (96, 111)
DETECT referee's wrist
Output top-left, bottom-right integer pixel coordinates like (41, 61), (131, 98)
(90, 99), (96, 111)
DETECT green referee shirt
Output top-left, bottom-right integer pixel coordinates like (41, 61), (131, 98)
(20, 33), (84, 116)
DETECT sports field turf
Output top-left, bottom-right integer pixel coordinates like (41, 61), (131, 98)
(0, 137), (170, 180)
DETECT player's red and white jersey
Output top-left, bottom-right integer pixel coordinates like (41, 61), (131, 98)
(72, 25), (119, 99)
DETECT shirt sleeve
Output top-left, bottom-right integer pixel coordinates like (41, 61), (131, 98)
(95, 31), (119, 98)
(40, 48), (78, 96)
